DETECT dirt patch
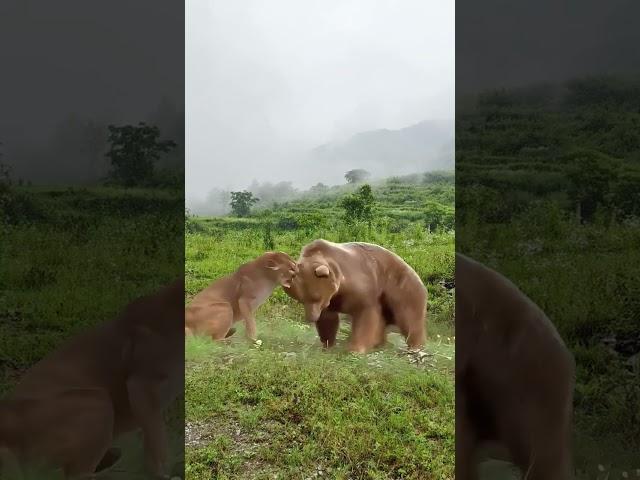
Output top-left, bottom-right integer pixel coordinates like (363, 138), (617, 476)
(186, 418), (273, 478)
(186, 420), (218, 448)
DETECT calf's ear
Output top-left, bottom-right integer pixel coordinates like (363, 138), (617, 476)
(314, 264), (330, 277)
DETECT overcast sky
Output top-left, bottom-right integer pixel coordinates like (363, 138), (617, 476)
(186, 0), (454, 198)
(0, 0), (184, 183)
(456, 0), (640, 96)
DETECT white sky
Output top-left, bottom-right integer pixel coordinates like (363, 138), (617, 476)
(186, 0), (454, 197)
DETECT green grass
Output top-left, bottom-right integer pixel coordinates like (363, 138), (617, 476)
(185, 317), (454, 480)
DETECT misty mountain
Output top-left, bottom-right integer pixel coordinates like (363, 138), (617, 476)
(187, 119), (454, 211)
(306, 120), (453, 185)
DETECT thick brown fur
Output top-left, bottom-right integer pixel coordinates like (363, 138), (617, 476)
(284, 239), (427, 353)
(0, 280), (184, 479)
(456, 253), (575, 480)
(185, 251), (297, 342)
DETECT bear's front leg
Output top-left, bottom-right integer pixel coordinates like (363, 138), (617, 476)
(315, 310), (340, 348)
(348, 306), (385, 354)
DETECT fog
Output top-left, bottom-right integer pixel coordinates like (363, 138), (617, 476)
(4, 0), (639, 195)
(0, 0), (184, 184)
(456, 0), (640, 96)
(186, 0), (455, 204)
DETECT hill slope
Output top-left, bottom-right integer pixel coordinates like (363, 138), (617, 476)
(306, 120), (454, 185)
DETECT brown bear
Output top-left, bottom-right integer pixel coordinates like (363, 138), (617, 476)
(456, 253), (575, 480)
(284, 239), (427, 353)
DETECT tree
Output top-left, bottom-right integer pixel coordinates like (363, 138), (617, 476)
(1, 144), (14, 222)
(230, 190), (259, 217)
(106, 122), (176, 187)
(310, 182), (329, 194)
(248, 180), (297, 205)
(344, 169), (370, 184)
(424, 200), (454, 232)
(339, 184), (375, 225)
(1, 143), (11, 198)
(565, 150), (618, 223)
(610, 167), (640, 219)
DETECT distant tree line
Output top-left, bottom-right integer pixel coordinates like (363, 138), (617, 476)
(186, 168), (454, 219)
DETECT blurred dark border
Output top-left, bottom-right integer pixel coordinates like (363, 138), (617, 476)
(1, 0), (185, 477)
(457, 0), (640, 477)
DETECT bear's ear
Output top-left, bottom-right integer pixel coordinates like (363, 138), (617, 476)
(314, 264), (330, 277)
(266, 259), (279, 270)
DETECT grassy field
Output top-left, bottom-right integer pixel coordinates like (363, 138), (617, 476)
(0, 186), (185, 478)
(185, 177), (456, 479)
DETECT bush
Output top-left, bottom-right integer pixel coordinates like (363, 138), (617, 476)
(1, 191), (49, 225)
(388, 217), (411, 233)
(423, 201), (454, 232)
(339, 184), (375, 226)
(263, 222), (276, 250)
(276, 215), (299, 231)
(230, 191), (259, 217)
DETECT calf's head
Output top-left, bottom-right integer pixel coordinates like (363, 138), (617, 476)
(264, 252), (298, 288)
(284, 257), (341, 322)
